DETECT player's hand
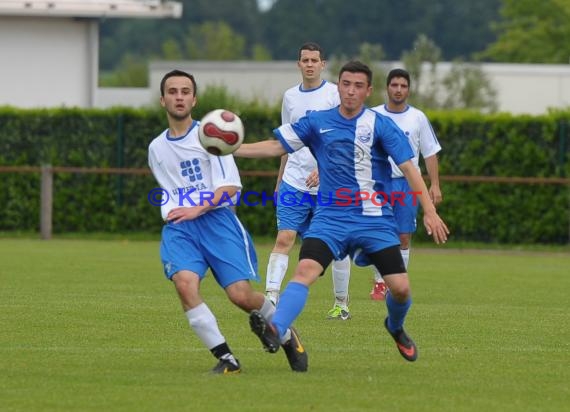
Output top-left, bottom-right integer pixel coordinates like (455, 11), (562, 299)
(167, 206), (204, 223)
(423, 212), (449, 244)
(429, 185), (443, 206)
(305, 169), (319, 188)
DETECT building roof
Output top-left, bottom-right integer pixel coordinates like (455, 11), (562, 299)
(0, 0), (182, 18)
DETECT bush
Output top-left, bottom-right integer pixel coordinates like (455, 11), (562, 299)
(0, 106), (568, 244)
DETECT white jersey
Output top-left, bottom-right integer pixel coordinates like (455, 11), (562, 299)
(148, 120), (242, 220)
(281, 80), (340, 194)
(372, 104), (441, 178)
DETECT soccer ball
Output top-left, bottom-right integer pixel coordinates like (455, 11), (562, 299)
(198, 109), (244, 156)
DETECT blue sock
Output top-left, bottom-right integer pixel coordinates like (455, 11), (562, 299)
(272, 282), (309, 338)
(385, 291), (411, 332)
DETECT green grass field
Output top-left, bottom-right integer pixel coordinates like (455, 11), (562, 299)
(1, 238), (568, 411)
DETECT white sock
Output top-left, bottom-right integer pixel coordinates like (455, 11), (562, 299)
(372, 265), (384, 283)
(258, 296), (276, 322)
(280, 328), (292, 345)
(332, 256), (351, 307)
(401, 248), (410, 269)
(185, 303), (225, 349)
(265, 252), (289, 292)
(258, 295), (291, 343)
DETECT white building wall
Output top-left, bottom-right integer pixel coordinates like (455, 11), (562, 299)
(140, 61), (570, 115)
(148, 61), (305, 106)
(485, 64), (570, 114)
(94, 87), (153, 109)
(0, 16), (96, 108)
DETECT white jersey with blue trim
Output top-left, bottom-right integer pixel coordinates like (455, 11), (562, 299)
(275, 107), (414, 217)
(281, 80), (340, 195)
(148, 120), (242, 220)
(372, 104), (441, 178)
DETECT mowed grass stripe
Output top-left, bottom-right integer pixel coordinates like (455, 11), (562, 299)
(0, 239), (568, 412)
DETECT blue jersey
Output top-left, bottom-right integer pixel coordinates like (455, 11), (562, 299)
(274, 106), (414, 217)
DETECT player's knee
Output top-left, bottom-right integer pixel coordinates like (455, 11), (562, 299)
(292, 260), (322, 285)
(172, 272), (200, 303)
(388, 282), (411, 301)
(225, 281), (255, 310)
(274, 231), (296, 250)
(227, 293), (249, 309)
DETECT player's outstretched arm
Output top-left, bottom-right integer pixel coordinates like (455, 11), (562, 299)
(424, 154), (442, 205)
(234, 140), (286, 158)
(399, 161), (449, 244)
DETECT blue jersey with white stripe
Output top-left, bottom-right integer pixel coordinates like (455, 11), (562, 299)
(274, 106), (414, 217)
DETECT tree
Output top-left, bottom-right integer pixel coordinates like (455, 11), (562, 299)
(400, 35), (498, 112)
(326, 35), (498, 112)
(260, 0), (501, 60)
(99, 0), (263, 70)
(161, 39), (184, 61)
(401, 34), (441, 109)
(441, 62), (498, 112)
(99, 54), (148, 87)
(328, 42), (387, 106)
(251, 44), (272, 61)
(478, 0), (570, 63)
(186, 21), (246, 60)
(99, 0), (503, 80)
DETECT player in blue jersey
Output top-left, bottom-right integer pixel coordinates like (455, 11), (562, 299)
(235, 61), (449, 367)
(148, 69), (307, 374)
(264, 42), (352, 320)
(330, 68), (443, 304)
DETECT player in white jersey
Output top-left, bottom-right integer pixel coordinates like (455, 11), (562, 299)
(148, 70), (307, 374)
(367, 68), (442, 299)
(266, 42), (353, 321)
(236, 61), (449, 368)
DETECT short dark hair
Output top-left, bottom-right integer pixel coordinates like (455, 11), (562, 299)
(160, 69), (197, 97)
(386, 68), (410, 87)
(298, 42), (325, 60)
(338, 60), (372, 86)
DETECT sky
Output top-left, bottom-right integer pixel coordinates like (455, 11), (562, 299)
(257, 0), (276, 12)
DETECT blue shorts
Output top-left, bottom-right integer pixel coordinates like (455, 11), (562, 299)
(304, 210), (400, 266)
(160, 207), (259, 287)
(391, 178), (419, 234)
(276, 180), (317, 238)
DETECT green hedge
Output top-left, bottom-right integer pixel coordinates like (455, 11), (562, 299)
(419, 111), (570, 244)
(0, 106), (568, 244)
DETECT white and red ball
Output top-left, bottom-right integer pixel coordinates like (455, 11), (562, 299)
(198, 109), (244, 156)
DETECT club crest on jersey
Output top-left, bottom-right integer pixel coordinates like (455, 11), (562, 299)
(356, 125), (372, 143)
